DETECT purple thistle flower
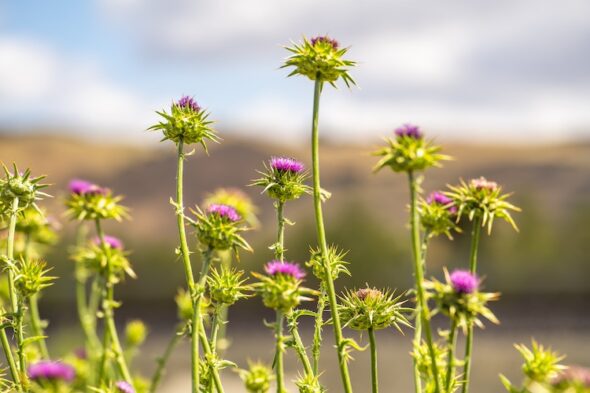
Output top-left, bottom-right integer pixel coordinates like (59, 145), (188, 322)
(115, 381), (136, 393)
(427, 191), (458, 214)
(270, 156), (305, 173)
(470, 177), (498, 191)
(356, 288), (382, 300)
(310, 35), (339, 49)
(28, 361), (75, 382)
(176, 95), (201, 113)
(395, 124), (423, 139)
(207, 204), (241, 222)
(93, 235), (124, 250)
(450, 270), (479, 294)
(68, 179), (106, 195)
(265, 260), (306, 280)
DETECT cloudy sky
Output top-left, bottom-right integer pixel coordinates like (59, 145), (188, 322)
(1, 0), (590, 144)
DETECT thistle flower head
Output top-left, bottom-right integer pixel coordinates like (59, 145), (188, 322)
(264, 260), (306, 280)
(148, 96), (218, 149)
(239, 361), (273, 393)
(208, 266), (252, 306)
(282, 35), (356, 87)
(207, 204), (240, 222)
(93, 235), (124, 250)
(446, 177), (521, 234)
(339, 287), (412, 331)
(373, 125), (450, 174)
(307, 245), (350, 282)
(395, 124), (423, 140)
(420, 191), (460, 239)
(175, 95), (201, 113)
(28, 361), (75, 382)
(15, 207), (59, 246)
(426, 191), (455, 212)
(71, 242), (135, 281)
(66, 181), (128, 222)
(425, 268), (499, 333)
(552, 365), (590, 389)
(269, 156), (305, 173)
(68, 179), (105, 195)
(115, 381), (135, 393)
(14, 257), (56, 298)
(204, 188), (259, 227)
(191, 205), (251, 254)
(516, 340), (566, 383)
(0, 164), (49, 214)
(252, 156), (311, 203)
(450, 270), (479, 294)
(295, 372), (326, 393)
(412, 340), (454, 392)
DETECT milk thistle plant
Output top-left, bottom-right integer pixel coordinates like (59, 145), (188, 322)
(0, 34), (584, 393)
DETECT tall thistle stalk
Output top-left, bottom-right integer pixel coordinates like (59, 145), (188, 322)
(274, 201), (286, 392)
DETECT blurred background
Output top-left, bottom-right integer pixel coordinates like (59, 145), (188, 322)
(1, 1), (589, 391)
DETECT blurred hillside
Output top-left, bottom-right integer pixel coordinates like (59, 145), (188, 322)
(1, 133), (589, 307)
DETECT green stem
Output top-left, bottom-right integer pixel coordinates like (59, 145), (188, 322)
(274, 311), (286, 393)
(149, 327), (182, 393)
(29, 294), (49, 359)
(15, 299), (26, 381)
(312, 286), (325, 375)
(95, 219), (133, 385)
(198, 318), (225, 393)
(215, 250), (232, 355)
(276, 202), (285, 261)
(368, 327), (378, 393)
(461, 218), (482, 393)
(413, 235), (430, 393)
(0, 330), (21, 391)
(193, 249), (214, 392)
(445, 320), (458, 392)
(175, 138), (201, 393)
(310, 79), (353, 393)
(287, 313), (313, 376)
(408, 171), (441, 393)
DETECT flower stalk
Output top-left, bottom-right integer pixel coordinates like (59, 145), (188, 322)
(368, 327), (378, 393)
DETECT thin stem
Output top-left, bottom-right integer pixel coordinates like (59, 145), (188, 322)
(312, 286), (326, 375)
(287, 313), (313, 376)
(198, 318), (225, 393)
(193, 249), (214, 393)
(445, 320), (458, 392)
(149, 327), (182, 393)
(368, 327), (378, 393)
(215, 250), (232, 355)
(274, 311), (286, 393)
(461, 218), (482, 393)
(413, 235), (430, 393)
(408, 171), (441, 393)
(95, 219), (133, 385)
(15, 299), (26, 380)
(0, 330), (21, 391)
(310, 79), (353, 393)
(175, 138), (200, 393)
(28, 295), (49, 359)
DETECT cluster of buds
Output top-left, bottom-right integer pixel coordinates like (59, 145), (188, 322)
(282, 35), (356, 87)
(446, 177), (521, 234)
(191, 204), (252, 255)
(306, 244), (350, 282)
(204, 188), (259, 227)
(419, 191), (460, 239)
(71, 235), (135, 282)
(252, 156), (311, 203)
(425, 269), (499, 333)
(295, 373), (325, 393)
(238, 361), (273, 393)
(412, 340), (456, 393)
(339, 287), (412, 332)
(148, 95), (218, 148)
(13, 257), (56, 299)
(253, 261), (314, 312)
(208, 266), (252, 306)
(66, 179), (128, 222)
(0, 164), (48, 215)
(373, 124), (450, 174)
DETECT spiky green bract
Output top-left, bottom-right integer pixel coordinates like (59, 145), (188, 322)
(446, 178), (521, 234)
(373, 134), (450, 174)
(148, 101), (218, 149)
(71, 243), (135, 282)
(12, 258), (56, 298)
(500, 341), (567, 393)
(0, 164), (49, 214)
(251, 161), (311, 203)
(306, 245), (350, 282)
(413, 340), (462, 393)
(208, 266), (252, 306)
(252, 271), (315, 313)
(238, 361), (273, 393)
(190, 206), (252, 256)
(282, 36), (356, 87)
(419, 198), (461, 240)
(204, 188), (259, 228)
(66, 189), (128, 222)
(339, 287), (412, 332)
(425, 269), (499, 334)
(295, 373), (326, 393)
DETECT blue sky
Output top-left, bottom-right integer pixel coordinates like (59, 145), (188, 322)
(1, 0), (590, 144)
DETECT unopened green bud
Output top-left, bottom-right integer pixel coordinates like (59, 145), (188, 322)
(14, 257), (56, 298)
(125, 319), (148, 347)
(239, 362), (273, 393)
